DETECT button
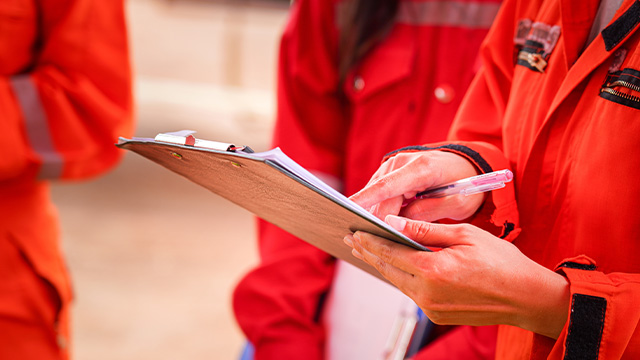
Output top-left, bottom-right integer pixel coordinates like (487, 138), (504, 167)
(353, 76), (365, 91)
(434, 84), (455, 103)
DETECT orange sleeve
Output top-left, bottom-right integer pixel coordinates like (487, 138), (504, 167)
(443, 0), (520, 240)
(0, 0), (133, 182)
(525, 256), (640, 359)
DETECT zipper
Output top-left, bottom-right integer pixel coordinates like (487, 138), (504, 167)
(607, 79), (640, 92)
(600, 79), (640, 106)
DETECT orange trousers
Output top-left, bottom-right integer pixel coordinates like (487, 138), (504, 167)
(0, 236), (69, 360)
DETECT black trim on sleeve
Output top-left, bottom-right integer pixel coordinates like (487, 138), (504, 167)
(564, 294), (607, 360)
(559, 262), (597, 271)
(384, 144), (494, 174)
(602, 0), (640, 51)
(500, 221), (515, 239)
(384, 145), (435, 158)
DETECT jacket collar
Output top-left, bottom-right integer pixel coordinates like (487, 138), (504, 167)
(546, 0), (640, 121)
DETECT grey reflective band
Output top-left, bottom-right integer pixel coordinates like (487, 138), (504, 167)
(10, 75), (64, 180)
(397, 1), (501, 28)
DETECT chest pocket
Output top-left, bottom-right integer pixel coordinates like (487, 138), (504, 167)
(599, 37), (640, 110)
(597, 1), (640, 110)
(343, 26), (416, 102)
(600, 66), (640, 110)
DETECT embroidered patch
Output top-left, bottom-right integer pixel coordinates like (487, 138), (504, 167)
(514, 19), (561, 73)
(514, 19), (533, 45)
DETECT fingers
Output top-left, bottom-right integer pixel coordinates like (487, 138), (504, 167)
(350, 155), (438, 210)
(350, 151), (481, 219)
(370, 196), (404, 220)
(400, 193), (484, 222)
(386, 215), (476, 248)
(399, 197), (453, 222)
(344, 233), (418, 289)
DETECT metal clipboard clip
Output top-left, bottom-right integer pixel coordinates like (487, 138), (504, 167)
(154, 130), (254, 153)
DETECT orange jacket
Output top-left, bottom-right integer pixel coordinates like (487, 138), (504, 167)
(0, 0), (132, 353)
(233, 0), (502, 358)
(389, 0), (640, 357)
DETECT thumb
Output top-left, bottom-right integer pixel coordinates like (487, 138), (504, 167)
(385, 215), (472, 248)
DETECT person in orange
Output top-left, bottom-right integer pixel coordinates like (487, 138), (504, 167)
(346, 0), (640, 357)
(0, 1), (133, 359)
(233, 0), (503, 358)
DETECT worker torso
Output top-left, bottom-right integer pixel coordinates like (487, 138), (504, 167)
(494, 0), (640, 275)
(340, 0), (502, 195)
(480, 0), (640, 357)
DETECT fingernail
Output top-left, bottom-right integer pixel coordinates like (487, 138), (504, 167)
(353, 231), (362, 243)
(343, 235), (354, 247)
(351, 248), (363, 260)
(386, 215), (407, 231)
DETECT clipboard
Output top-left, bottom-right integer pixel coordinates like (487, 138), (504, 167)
(117, 130), (429, 282)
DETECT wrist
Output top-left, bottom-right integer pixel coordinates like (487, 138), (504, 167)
(515, 262), (571, 339)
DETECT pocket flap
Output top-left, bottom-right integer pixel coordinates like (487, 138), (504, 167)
(344, 27), (416, 101)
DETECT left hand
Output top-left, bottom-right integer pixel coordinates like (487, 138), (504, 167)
(343, 215), (571, 339)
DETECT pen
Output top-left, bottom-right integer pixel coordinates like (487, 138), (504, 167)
(413, 169), (514, 199)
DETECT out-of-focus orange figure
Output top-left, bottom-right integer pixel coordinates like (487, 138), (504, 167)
(0, 1), (133, 359)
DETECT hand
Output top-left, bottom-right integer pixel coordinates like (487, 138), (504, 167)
(349, 151), (483, 221)
(343, 216), (570, 339)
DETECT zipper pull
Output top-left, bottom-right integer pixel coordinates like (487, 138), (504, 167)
(518, 52), (547, 73)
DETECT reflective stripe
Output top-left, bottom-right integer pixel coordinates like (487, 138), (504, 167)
(396, 1), (501, 29)
(10, 75), (64, 179)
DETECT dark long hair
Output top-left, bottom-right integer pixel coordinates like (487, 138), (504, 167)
(338, 0), (400, 91)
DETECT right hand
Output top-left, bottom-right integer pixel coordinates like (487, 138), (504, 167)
(344, 216), (571, 340)
(349, 150), (484, 222)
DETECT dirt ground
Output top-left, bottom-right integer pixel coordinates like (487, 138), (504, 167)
(50, 1), (289, 359)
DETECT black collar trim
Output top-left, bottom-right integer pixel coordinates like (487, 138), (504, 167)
(602, 0), (640, 51)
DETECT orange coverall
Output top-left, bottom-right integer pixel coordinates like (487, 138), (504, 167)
(384, 0), (640, 357)
(0, 1), (132, 359)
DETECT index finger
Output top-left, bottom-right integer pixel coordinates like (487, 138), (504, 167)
(350, 166), (431, 210)
(352, 230), (432, 276)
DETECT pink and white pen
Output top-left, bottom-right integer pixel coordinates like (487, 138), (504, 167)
(414, 169), (514, 199)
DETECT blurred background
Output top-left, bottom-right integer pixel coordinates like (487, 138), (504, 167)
(50, 0), (289, 359)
